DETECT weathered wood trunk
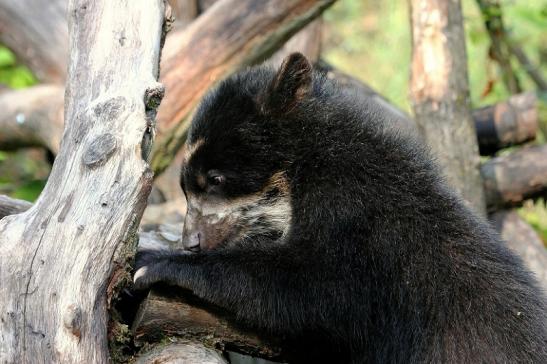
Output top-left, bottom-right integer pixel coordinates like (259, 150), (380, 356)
(0, 0), (168, 362)
(409, 0), (486, 214)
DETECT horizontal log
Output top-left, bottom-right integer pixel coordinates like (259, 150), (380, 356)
(0, 85), (64, 153)
(473, 92), (537, 155)
(482, 145), (547, 210)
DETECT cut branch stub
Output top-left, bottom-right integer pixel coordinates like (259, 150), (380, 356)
(474, 92), (537, 155)
(482, 144), (547, 211)
(0, 0), (168, 362)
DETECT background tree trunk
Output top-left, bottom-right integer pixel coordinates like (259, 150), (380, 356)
(0, 0), (168, 362)
(409, 0), (486, 214)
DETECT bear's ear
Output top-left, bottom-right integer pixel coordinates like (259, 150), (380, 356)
(260, 52), (312, 114)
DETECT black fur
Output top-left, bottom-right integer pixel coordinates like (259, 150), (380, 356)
(135, 53), (547, 363)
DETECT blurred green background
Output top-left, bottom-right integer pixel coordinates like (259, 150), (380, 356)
(0, 0), (546, 241)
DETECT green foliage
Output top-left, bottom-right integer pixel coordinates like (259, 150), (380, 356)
(0, 46), (36, 88)
(323, 0), (547, 110)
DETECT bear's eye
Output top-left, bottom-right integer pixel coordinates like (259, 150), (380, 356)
(207, 170), (226, 187)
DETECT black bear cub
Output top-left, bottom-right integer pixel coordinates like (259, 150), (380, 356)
(135, 53), (547, 363)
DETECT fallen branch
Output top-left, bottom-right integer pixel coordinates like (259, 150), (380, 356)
(482, 144), (547, 210)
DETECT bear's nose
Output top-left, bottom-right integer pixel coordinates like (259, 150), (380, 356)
(182, 229), (201, 252)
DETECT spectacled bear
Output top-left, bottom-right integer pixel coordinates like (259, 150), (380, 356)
(134, 53), (547, 363)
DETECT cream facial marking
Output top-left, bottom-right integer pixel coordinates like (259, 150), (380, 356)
(181, 138), (205, 166)
(182, 172), (293, 249)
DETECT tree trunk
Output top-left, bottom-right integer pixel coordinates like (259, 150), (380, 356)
(0, 0), (68, 83)
(409, 0), (486, 214)
(0, 0), (168, 362)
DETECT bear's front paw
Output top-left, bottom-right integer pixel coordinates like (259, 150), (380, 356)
(133, 250), (167, 290)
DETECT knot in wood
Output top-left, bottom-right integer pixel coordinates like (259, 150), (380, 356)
(63, 304), (82, 339)
(144, 83), (165, 110)
(93, 96), (127, 121)
(82, 133), (118, 168)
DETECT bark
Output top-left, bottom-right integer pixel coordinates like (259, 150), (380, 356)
(473, 92), (537, 155)
(151, 0), (336, 173)
(0, 0), (168, 362)
(0, 85), (65, 154)
(409, 0), (486, 214)
(0, 0), (68, 83)
(490, 210), (547, 292)
(482, 145), (547, 210)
